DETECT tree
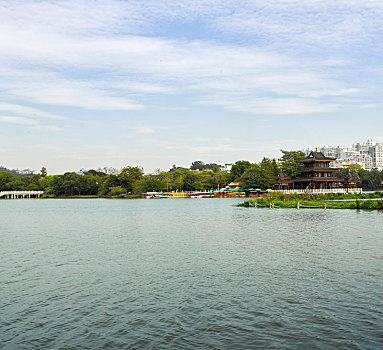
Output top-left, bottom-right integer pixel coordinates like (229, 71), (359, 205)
(158, 171), (172, 192)
(240, 164), (273, 189)
(259, 157), (279, 178)
(278, 150), (305, 179)
(108, 186), (126, 197)
(0, 172), (25, 190)
(24, 174), (42, 190)
(183, 171), (197, 191)
(170, 169), (186, 191)
(84, 169), (106, 177)
(82, 175), (99, 195)
(39, 175), (61, 197)
(194, 171), (214, 190)
(40, 167), (47, 177)
(133, 176), (164, 195)
(230, 160), (251, 180)
(348, 164), (363, 179)
(360, 168), (383, 190)
(118, 166), (144, 193)
(98, 174), (119, 196)
(190, 161), (205, 171)
(211, 171), (231, 189)
(61, 173), (83, 196)
(335, 164), (364, 180)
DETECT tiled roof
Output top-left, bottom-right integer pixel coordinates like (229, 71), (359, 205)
(298, 151), (336, 162)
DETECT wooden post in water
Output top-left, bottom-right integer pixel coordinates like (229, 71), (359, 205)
(297, 202), (300, 210)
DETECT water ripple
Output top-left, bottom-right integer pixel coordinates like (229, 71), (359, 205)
(1, 199), (383, 349)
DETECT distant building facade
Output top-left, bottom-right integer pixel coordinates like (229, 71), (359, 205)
(305, 139), (383, 171)
(76, 167), (121, 175)
(218, 163), (233, 172)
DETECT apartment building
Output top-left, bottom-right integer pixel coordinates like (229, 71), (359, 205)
(306, 139), (383, 170)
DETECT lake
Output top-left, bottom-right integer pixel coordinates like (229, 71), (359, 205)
(1, 198), (382, 349)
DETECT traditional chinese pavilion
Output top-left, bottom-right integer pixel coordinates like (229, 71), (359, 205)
(342, 172), (360, 190)
(272, 171), (293, 190)
(293, 151), (339, 190)
(272, 151), (361, 191)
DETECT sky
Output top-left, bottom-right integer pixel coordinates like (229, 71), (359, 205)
(1, 0), (383, 174)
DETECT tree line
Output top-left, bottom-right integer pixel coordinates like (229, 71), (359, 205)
(1, 151), (383, 197)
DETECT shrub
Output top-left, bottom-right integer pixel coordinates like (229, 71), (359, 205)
(108, 186), (126, 196)
(361, 200), (376, 210)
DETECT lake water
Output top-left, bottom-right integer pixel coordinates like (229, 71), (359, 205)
(1, 198), (382, 349)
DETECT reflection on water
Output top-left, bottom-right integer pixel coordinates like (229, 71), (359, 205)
(1, 199), (383, 349)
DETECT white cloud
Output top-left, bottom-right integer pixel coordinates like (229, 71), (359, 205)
(200, 97), (337, 115)
(29, 125), (63, 131)
(0, 102), (65, 120)
(0, 0), (367, 115)
(0, 0), (382, 172)
(135, 127), (155, 134)
(211, 1), (383, 50)
(0, 76), (143, 110)
(0, 116), (38, 125)
(302, 88), (360, 98)
(194, 137), (210, 142)
(190, 144), (252, 153)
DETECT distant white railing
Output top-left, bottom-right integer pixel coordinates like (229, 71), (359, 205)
(272, 188), (363, 194)
(0, 191), (44, 199)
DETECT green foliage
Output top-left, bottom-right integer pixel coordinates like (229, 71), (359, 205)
(133, 176), (164, 195)
(97, 174), (119, 196)
(82, 175), (99, 195)
(61, 173), (83, 196)
(260, 157), (279, 177)
(230, 160), (251, 180)
(84, 169), (106, 177)
(2, 149), (383, 198)
(118, 166), (144, 193)
(40, 167), (47, 177)
(108, 186), (126, 196)
(360, 168), (383, 190)
(239, 194), (383, 210)
(278, 150), (305, 179)
(0, 171), (18, 190)
(360, 200), (376, 210)
(240, 164), (273, 189)
(348, 164), (363, 178)
(190, 161), (221, 172)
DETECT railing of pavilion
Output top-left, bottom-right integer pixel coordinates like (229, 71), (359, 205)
(272, 188), (363, 194)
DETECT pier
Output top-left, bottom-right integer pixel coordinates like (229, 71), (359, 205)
(0, 191), (44, 199)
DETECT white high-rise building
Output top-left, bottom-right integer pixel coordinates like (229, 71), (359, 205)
(307, 139), (382, 170)
(371, 143), (383, 170)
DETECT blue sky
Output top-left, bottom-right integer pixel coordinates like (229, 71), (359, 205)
(1, 0), (383, 173)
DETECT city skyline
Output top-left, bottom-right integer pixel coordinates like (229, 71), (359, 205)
(1, 1), (383, 173)
(3, 137), (383, 175)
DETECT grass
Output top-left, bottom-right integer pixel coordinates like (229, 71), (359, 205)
(238, 193), (383, 210)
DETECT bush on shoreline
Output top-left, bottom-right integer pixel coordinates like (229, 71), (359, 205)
(239, 192), (383, 210)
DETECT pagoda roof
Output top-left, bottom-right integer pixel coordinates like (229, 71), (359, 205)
(297, 151), (336, 163)
(272, 179), (293, 184)
(343, 172), (360, 182)
(275, 171), (290, 179)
